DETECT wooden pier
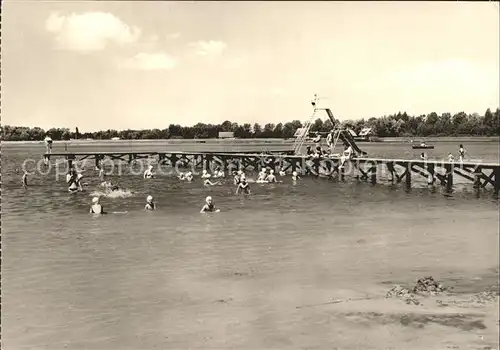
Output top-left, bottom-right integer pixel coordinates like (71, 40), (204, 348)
(44, 151), (500, 196)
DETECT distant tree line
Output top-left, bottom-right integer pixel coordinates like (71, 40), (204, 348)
(1, 108), (498, 141)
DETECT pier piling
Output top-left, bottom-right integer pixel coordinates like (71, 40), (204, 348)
(43, 151), (500, 196)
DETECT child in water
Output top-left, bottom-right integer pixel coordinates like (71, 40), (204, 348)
(200, 196), (220, 213)
(145, 195), (156, 210)
(90, 197), (106, 214)
(279, 168), (286, 177)
(185, 171), (194, 182)
(201, 170), (211, 179)
(266, 169), (277, 183)
(233, 171), (240, 185)
(22, 171), (29, 187)
(292, 171), (300, 181)
(143, 165), (155, 179)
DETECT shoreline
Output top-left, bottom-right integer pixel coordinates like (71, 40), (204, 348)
(2, 136), (499, 145)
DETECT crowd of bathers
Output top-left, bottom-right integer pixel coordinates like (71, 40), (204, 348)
(21, 157), (302, 216)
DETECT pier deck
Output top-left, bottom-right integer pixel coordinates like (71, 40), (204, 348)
(44, 151), (500, 196)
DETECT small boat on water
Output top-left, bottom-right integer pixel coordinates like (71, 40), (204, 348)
(412, 142), (434, 150)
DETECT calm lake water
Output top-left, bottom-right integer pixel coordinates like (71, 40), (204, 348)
(2, 141), (499, 349)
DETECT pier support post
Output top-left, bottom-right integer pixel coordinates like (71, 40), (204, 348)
(291, 158), (297, 174)
(405, 162), (412, 189)
(445, 163), (453, 192)
(370, 162), (377, 185)
(95, 155), (101, 169)
(313, 158), (320, 177)
(204, 154), (213, 173)
(158, 153), (165, 166)
(493, 167), (500, 199)
(66, 155), (75, 170)
(426, 163), (435, 185)
(472, 167), (482, 189)
(386, 162), (395, 183)
(339, 161), (345, 181)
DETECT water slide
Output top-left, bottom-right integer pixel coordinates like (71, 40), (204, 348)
(338, 131), (367, 155)
(324, 108), (367, 155)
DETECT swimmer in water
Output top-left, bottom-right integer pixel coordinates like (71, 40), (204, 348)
(22, 171), (29, 187)
(236, 176), (251, 194)
(266, 169), (277, 183)
(217, 168), (225, 178)
(89, 197), (106, 214)
(201, 169), (211, 179)
(420, 152), (427, 161)
(233, 171), (240, 185)
(143, 165), (155, 179)
(185, 171), (194, 182)
(447, 153), (455, 162)
(279, 167), (286, 177)
(292, 171), (300, 181)
(200, 196), (220, 213)
(178, 172), (185, 180)
(257, 169), (268, 182)
(204, 178), (221, 186)
(67, 169), (83, 193)
(145, 195), (156, 210)
(98, 167), (105, 181)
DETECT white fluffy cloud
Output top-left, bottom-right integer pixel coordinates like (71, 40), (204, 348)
(45, 12), (141, 52)
(119, 52), (178, 71)
(189, 40), (227, 57)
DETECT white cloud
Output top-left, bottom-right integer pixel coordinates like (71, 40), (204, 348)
(119, 52), (178, 71)
(189, 40), (227, 58)
(45, 12), (141, 52)
(168, 32), (181, 40)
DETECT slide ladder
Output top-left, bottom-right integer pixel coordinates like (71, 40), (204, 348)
(293, 96), (320, 154)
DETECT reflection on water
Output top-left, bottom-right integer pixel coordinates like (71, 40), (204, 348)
(2, 144), (499, 349)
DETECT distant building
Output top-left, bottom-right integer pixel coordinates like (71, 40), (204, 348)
(218, 131), (234, 139)
(347, 128), (357, 137)
(358, 127), (374, 137)
(354, 127), (376, 142)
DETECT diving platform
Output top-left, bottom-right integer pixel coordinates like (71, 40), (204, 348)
(43, 151), (500, 197)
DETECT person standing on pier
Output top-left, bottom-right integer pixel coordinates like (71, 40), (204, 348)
(44, 135), (53, 154)
(458, 144), (466, 162)
(339, 144), (353, 168)
(326, 130), (334, 153)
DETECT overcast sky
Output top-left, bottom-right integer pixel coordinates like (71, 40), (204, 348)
(2, 1), (499, 132)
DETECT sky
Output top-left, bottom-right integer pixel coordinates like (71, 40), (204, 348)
(2, 1), (499, 132)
